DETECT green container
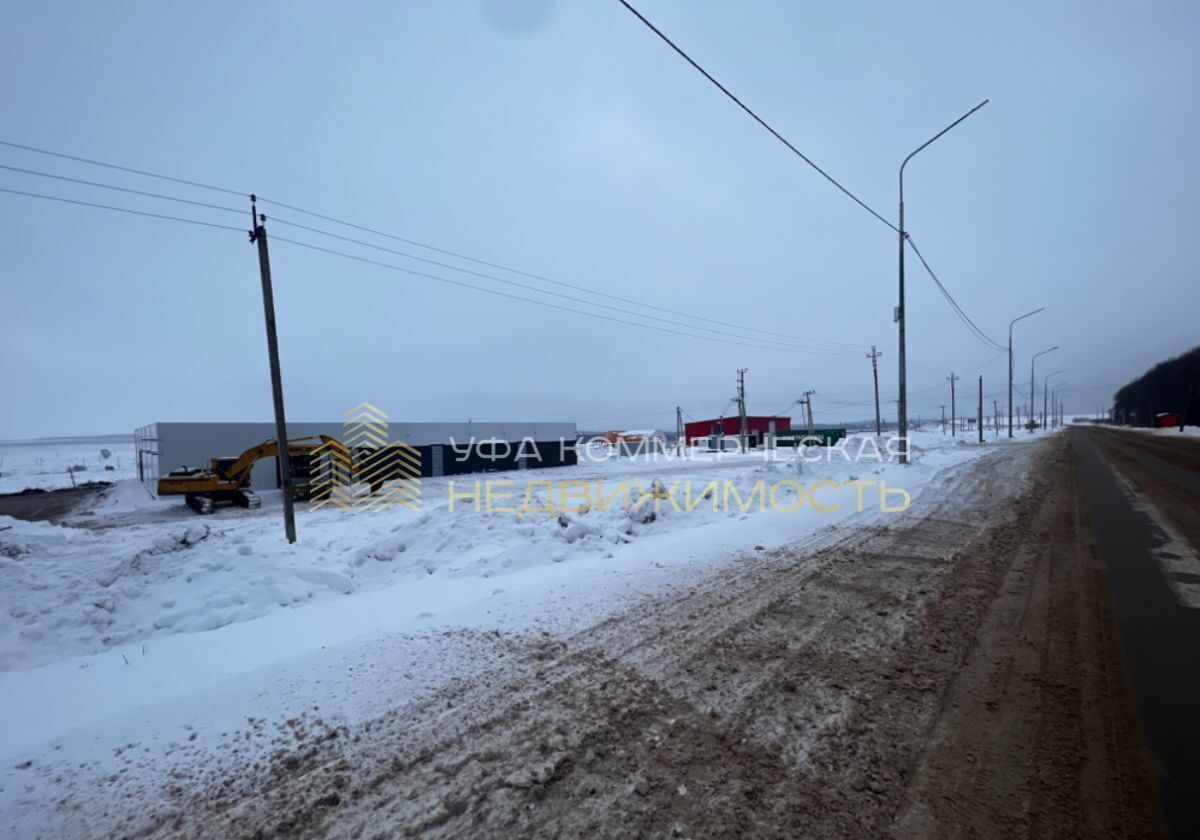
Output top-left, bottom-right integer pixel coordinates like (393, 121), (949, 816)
(775, 428), (847, 447)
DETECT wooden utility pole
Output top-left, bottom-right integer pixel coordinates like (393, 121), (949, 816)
(948, 373), (958, 437)
(993, 399), (1000, 437)
(941, 405), (946, 434)
(249, 196), (296, 544)
(978, 376), (984, 443)
(675, 405), (683, 453)
(736, 369), (748, 451)
(867, 346), (883, 436)
(802, 390), (816, 436)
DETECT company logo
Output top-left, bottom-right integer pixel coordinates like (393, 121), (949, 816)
(309, 403), (421, 511)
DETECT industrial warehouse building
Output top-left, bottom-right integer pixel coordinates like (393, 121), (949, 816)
(683, 415), (792, 448)
(134, 421), (578, 496)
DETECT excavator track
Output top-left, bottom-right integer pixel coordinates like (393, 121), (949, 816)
(185, 494), (215, 515)
(235, 490), (261, 510)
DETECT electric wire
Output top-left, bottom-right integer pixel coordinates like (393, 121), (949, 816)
(0, 186), (245, 233)
(614, 0), (897, 233)
(0, 184), (1012, 422)
(905, 235), (1006, 351)
(3, 141), (1009, 374)
(0, 162), (245, 217)
(613, 4), (1005, 356)
(1, 171), (1022, 417)
(259, 196), (867, 350)
(0, 137), (867, 352)
(266, 214), (860, 355)
(0, 138), (244, 197)
(267, 234), (838, 355)
(0, 175), (844, 356)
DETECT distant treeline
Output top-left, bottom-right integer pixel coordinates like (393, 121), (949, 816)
(1113, 345), (1200, 426)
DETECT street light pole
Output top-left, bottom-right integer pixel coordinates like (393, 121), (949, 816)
(1008, 307), (1044, 438)
(897, 99), (989, 465)
(1029, 346), (1059, 432)
(1043, 370), (1062, 429)
(1051, 383), (1068, 428)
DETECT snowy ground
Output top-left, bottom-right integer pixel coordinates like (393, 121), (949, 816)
(1124, 424), (1200, 438)
(0, 429), (1043, 836)
(0, 437), (135, 493)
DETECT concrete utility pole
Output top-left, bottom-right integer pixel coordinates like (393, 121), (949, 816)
(896, 99), (989, 466)
(736, 369), (748, 451)
(1030, 346), (1058, 432)
(941, 405), (946, 434)
(993, 399), (1000, 437)
(978, 376), (984, 443)
(249, 196), (296, 544)
(675, 405), (683, 454)
(867, 345), (883, 436)
(1008, 308), (1044, 438)
(802, 390), (816, 436)
(948, 373), (959, 437)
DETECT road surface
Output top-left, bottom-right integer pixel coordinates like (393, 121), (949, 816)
(1070, 426), (1200, 839)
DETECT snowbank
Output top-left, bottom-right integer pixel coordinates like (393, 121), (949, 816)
(0, 431), (996, 672)
(0, 430), (1001, 760)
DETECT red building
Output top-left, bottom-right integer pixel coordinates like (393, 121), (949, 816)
(684, 415), (791, 448)
(1155, 412), (1179, 428)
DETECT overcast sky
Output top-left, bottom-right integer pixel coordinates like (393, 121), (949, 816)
(2, 1), (1198, 439)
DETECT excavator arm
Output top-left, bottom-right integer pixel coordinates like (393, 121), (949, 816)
(214, 440), (281, 485)
(213, 436), (349, 485)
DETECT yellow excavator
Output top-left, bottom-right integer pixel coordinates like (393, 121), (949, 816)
(158, 435), (353, 515)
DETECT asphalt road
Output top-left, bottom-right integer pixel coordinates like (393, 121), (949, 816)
(1070, 426), (1200, 839)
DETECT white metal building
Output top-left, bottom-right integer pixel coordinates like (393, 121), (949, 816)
(134, 421), (578, 496)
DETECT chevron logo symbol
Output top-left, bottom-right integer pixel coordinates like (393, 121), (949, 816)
(308, 404), (422, 512)
(309, 439), (357, 510)
(357, 441), (422, 512)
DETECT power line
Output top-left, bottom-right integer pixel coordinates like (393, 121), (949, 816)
(1, 137), (866, 352)
(0, 162), (245, 217)
(268, 234), (836, 355)
(614, 0), (896, 233)
(263, 198), (866, 351)
(904, 235), (1006, 352)
(265, 213), (857, 354)
(0, 179), (854, 356)
(2, 150), (1005, 380)
(0, 186), (245, 233)
(610, 4), (1005, 363)
(0, 138), (244, 197)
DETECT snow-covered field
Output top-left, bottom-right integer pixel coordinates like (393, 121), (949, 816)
(0, 437), (135, 493)
(0, 429), (1040, 834)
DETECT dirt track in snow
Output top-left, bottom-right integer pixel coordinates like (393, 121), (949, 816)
(39, 436), (1164, 838)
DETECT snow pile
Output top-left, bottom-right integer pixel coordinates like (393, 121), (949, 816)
(0, 430), (988, 673)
